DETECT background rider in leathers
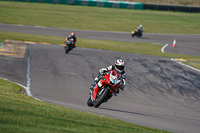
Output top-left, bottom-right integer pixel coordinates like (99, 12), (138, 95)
(137, 24), (143, 32)
(65, 32), (77, 48)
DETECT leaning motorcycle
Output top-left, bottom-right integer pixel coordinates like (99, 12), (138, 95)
(131, 29), (143, 38)
(87, 70), (122, 108)
(64, 38), (74, 54)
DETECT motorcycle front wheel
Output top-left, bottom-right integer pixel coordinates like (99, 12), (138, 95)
(65, 45), (70, 54)
(139, 33), (142, 38)
(94, 88), (110, 108)
(87, 97), (94, 107)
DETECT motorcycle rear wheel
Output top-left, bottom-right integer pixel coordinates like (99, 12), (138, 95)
(94, 88), (110, 108)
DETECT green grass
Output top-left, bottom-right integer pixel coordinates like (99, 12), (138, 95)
(0, 1), (199, 132)
(185, 62), (200, 69)
(0, 78), (170, 133)
(0, 1), (200, 34)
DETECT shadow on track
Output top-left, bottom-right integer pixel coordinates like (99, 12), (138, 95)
(65, 53), (83, 56)
(99, 107), (165, 118)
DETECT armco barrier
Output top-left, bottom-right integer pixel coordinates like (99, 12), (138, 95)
(5, 0), (143, 10)
(143, 4), (200, 13)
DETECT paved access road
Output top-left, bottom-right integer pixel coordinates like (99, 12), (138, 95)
(0, 23), (200, 133)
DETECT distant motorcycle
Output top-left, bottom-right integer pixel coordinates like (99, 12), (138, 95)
(64, 38), (74, 54)
(87, 70), (122, 108)
(131, 29), (143, 38)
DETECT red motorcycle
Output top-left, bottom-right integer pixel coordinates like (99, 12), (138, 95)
(64, 38), (74, 54)
(87, 70), (122, 108)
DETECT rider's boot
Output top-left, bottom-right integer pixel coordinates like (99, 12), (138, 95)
(90, 77), (99, 92)
(114, 88), (119, 96)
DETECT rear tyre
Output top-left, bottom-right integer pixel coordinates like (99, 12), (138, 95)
(87, 97), (94, 107)
(94, 88), (110, 108)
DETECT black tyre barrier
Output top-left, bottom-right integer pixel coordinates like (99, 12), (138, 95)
(143, 4), (200, 13)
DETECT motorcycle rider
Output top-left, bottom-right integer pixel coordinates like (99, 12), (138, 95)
(90, 59), (126, 96)
(137, 24), (143, 32)
(65, 32), (77, 48)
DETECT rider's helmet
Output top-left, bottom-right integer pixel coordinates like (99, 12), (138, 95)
(139, 25), (142, 28)
(70, 32), (75, 37)
(115, 59), (125, 73)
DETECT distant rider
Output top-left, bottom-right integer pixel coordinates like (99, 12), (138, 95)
(65, 32), (77, 48)
(137, 24), (143, 32)
(90, 59), (126, 96)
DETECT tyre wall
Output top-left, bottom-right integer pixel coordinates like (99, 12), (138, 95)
(5, 0), (143, 10)
(143, 4), (200, 13)
(3, 0), (200, 12)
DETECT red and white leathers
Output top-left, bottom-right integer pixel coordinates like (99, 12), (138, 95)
(91, 65), (126, 92)
(92, 69), (123, 100)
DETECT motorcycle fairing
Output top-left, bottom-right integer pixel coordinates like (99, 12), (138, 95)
(91, 70), (121, 101)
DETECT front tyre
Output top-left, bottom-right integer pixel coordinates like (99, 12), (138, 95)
(65, 45), (69, 54)
(94, 88), (110, 108)
(138, 32), (142, 38)
(87, 97), (94, 107)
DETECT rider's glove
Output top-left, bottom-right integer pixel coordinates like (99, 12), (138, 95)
(120, 79), (126, 91)
(99, 68), (107, 75)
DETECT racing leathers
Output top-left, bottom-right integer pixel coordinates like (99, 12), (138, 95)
(65, 35), (77, 48)
(137, 26), (143, 32)
(90, 65), (126, 95)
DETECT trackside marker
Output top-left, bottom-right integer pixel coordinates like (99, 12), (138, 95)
(173, 39), (176, 47)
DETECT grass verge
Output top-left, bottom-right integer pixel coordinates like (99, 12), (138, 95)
(0, 78), (170, 133)
(0, 1), (199, 132)
(0, 1), (200, 34)
(1, 30), (200, 70)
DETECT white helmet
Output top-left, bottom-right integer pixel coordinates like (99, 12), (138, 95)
(115, 59), (125, 72)
(139, 25), (142, 28)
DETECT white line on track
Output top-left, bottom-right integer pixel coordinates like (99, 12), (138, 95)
(0, 77), (42, 101)
(26, 44), (32, 97)
(171, 58), (200, 73)
(0, 43), (43, 101)
(161, 43), (168, 53)
(0, 77), (27, 89)
(161, 44), (200, 73)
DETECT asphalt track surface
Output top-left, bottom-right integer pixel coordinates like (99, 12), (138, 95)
(1, 24), (200, 133)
